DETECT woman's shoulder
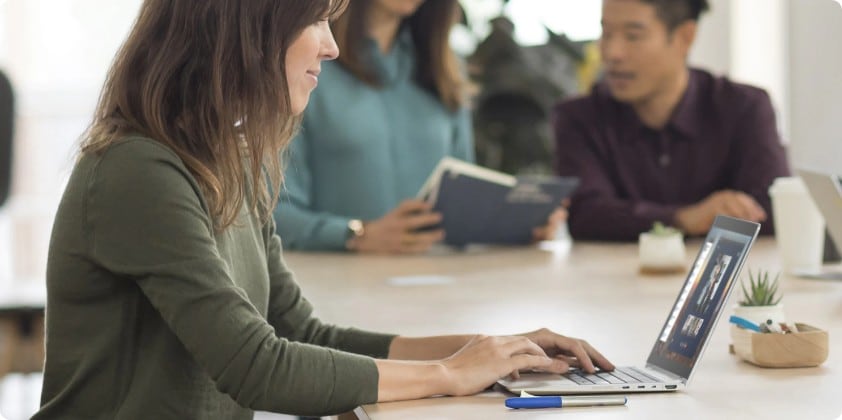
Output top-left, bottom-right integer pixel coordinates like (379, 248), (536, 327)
(103, 135), (183, 163)
(82, 135), (186, 175)
(79, 134), (196, 194)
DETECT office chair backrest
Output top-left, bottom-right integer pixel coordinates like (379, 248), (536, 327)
(0, 69), (13, 207)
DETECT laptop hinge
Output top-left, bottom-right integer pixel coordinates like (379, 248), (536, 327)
(644, 363), (687, 384)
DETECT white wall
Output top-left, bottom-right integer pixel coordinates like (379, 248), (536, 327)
(0, 0), (142, 284)
(690, 0), (842, 175)
(688, 0), (731, 75)
(730, 0), (789, 142)
(788, 0), (842, 173)
(691, 0), (790, 142)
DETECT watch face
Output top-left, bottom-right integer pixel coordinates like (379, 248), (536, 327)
(348, 219), (364, 237)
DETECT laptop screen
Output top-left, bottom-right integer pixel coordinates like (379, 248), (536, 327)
(798, 168), (842, 256)
(646, 216), (760, 380)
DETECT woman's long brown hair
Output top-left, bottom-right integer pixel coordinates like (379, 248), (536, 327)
(331, 0), (465, 111)
(81, 0), (346, 231)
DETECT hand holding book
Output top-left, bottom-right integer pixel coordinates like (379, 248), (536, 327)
(532, 207), (569, 242)
(348, 158), (577, 253)
(417, 157), (579, 246)
(346, 199), (445, 254)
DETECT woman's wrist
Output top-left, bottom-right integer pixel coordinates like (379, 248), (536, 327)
(344, 219), (366, 251)
(427, 361), (453, 396)
(375, 359), (452, 401)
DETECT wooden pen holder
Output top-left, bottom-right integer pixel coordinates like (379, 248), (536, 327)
(729, 323), (828, 368)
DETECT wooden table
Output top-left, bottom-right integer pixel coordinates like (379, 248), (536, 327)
(284, 238), (842, 420)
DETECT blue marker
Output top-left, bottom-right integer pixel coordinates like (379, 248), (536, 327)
(729, 315), (761, 332)
(505, 395), (628, 409)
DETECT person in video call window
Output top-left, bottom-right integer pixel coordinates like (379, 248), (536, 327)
(554, 0), (791, 241)
(34, 1), (614, 418)
(273, 0), (565, 254)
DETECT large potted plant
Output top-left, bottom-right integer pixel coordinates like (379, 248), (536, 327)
(733, 268), (786, 326)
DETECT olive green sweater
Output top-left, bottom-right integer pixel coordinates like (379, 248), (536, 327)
(34, 137), (395, 419)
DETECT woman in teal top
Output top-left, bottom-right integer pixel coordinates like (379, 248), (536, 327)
(36, 1), (613, 419)
(274, 0), (476, 253)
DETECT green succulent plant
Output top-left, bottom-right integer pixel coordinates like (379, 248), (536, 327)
(739, 268), (782, 306)
(649, 221), (680, 236)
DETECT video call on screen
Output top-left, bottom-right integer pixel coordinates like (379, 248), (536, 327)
(652, 227), (753, 371)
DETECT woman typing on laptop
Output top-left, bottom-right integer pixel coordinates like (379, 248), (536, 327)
(34, 1), (614, 418)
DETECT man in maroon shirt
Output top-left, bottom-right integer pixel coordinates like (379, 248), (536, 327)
(554, 0), (790, 241)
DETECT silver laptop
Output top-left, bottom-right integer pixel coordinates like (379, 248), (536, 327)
(499, 215), (760, 395)
(798, 168), (842, 260)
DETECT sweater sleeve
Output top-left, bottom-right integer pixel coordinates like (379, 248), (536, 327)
(263, 214), (396, 358)
(87, 139), (380, 416)
(452, 106), (476, 163)
(274, 128), (351, 251)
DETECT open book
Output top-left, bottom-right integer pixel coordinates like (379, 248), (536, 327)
(417, 157), (579, 246)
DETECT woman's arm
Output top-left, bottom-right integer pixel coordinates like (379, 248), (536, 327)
(89, 140), (378, 415)
(387, 334), (475, 360)
(264, 206), (397, 357)
(274, 128), (355, 251)
(376, 335), (551, 401)
(378, 329), (616, 401)
(452, 106), (476, 163)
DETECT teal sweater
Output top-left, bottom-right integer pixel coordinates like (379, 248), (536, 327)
(274, 30), (475, 250)
(34, 137), (395, 419)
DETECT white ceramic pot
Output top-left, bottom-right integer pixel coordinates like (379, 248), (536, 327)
(638, 232), (686, 273)
(732, 303), (786, 327)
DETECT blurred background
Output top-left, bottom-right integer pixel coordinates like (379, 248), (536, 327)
(0, 0), (840, 419)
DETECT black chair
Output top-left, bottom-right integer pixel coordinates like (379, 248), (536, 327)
(0, 69), (13, 207)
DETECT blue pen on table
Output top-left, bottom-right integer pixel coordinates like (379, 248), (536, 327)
(505, 395), (628, 409)
(728, 315), (761, 332)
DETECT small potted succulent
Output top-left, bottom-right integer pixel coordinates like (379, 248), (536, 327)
(730, 268), (792, 363)
(733, 268), (786, 326)
(639, 222), (686, 274)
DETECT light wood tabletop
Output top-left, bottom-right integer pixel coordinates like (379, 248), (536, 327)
(284, 237), (842, 420)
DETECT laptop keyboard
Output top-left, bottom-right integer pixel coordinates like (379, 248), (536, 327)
(564, 366), (662, 385)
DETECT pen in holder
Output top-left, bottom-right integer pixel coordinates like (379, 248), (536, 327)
(729, 322), (828, 368)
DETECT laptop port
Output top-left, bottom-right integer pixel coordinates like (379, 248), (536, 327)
(637, 386), (645, 389)
(665, 385), (677, 390)
(622, 386), (630, 389)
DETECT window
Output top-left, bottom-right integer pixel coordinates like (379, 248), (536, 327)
(460, 0), (602, 46)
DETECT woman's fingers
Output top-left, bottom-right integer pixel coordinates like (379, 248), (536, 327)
(522, 329), (615, 372)
(581, 340), (615, 371)
(509, 353), (554, 374)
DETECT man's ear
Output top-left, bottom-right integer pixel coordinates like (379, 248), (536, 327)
(672, 20), (698, 55)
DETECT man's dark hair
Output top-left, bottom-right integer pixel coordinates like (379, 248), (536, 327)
(640, 0), (710, 30)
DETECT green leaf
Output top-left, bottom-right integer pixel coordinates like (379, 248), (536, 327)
(649, 221), (679, 236)
(739, 267), (782, 306)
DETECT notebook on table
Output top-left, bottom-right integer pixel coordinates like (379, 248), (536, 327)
(498, 215), (760, 395)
